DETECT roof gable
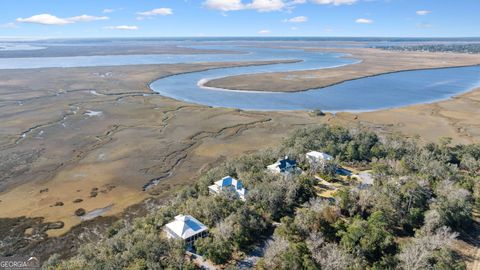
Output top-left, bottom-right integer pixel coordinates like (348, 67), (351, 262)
(166, 215), (208, 239)
(215, 176), (243, 190)
(278, 158), (296, 170)
(307, 151), (333, 160)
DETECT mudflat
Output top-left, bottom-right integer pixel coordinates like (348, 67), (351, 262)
(0, 60), (317, 238)
(205, 48), (480, 92)
(334, 88), (480, 145)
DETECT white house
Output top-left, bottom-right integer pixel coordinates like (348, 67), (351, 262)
(306, 151), (333, 165)
(164, 215), (208, 244)
(306, 151), (335, 173)
(208, 176), (247, 200)
(267, 156), (299, 175)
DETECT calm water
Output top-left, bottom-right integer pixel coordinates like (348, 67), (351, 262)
(150, 46), (480, 111)
(1, 44), (479, 111)
(0, 45), (354, 69)
(0, 43), (45, 51)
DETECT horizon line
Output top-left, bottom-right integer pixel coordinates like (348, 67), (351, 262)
(2, 35), (480, 41)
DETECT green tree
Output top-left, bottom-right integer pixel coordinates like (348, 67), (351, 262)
(430, 180), (472, 230)
(195, 236), (234, 265)
(339, 211), (397, 264)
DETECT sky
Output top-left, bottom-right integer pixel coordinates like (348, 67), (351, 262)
(0, 0), (479, 38)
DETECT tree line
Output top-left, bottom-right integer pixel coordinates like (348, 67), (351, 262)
(377, 44), (480, 54)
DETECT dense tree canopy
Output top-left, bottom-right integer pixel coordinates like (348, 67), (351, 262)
(44, 125), (478, 269)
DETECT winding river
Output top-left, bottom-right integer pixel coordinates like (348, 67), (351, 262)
(2, 45), (480, 111)
(151, 46), (480, 111)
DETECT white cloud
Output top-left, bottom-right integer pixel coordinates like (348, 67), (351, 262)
(290, 26), (299, 30)
(16, 14), (72, 25)
(16, 13), (108, 25)
(68, 15), (109, 22)
(204, 0), (299, 12)
(203, 0), (357, 12)
(416, 10), (431, 16)
(197, 0), (363, 13)
(137, 8), (173, 17)
(104, 25), (139, 30)
(258, 29), (271, 34)
(284, 15), (308, 23)
(248, 0), (286, 12)
(102, 9), (115, 14)
(355, 18), (373, 24)
(0, 22), (18, 29)
(204, 0), (245, 11)
(311, 0), (357, 5)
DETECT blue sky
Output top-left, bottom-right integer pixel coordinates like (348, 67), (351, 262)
(0, 0), (478, 38)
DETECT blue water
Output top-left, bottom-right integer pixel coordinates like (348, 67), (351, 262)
(0, 43), (45, 51)
(1, 44), (479, 111)
(150, 46), (480, 111)
(0, 45), (354, 69)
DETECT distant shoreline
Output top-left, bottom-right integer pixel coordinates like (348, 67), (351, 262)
(0, 44), (241, 58)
